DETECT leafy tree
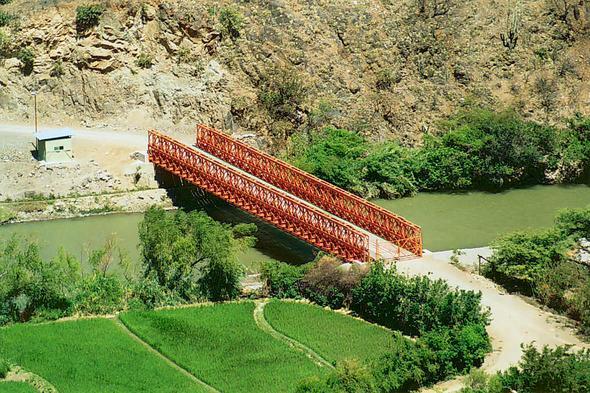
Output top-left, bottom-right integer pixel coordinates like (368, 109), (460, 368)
(0, 237), (79, 324)
(138, 206), (249, 301)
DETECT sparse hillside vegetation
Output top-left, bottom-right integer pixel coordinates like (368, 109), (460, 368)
(0, 0), (587, 147)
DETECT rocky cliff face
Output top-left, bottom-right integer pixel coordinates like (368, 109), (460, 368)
(0, 0), (589, 149)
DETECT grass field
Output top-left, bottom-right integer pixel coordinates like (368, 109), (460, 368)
(0, 382), (37, 393)
(0, 319), (204, 393)
(264, 300), (395, 364)
(120, 302), (326, 393)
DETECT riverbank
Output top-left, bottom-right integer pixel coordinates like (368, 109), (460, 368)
(0, 188), (172, 224)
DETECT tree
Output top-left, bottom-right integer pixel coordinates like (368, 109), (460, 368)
(138, 207), (252, 301)
(0, 237), (79, 324)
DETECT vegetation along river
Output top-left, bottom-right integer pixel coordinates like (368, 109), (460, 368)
(0, 185), (589, 273)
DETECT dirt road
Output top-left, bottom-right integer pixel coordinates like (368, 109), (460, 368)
(398, 252), (589, 373)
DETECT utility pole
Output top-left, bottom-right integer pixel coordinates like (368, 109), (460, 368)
(31, 90), (38, 134)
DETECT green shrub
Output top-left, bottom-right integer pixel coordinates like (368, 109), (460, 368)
(219, 7), (243, 40)
(0, 10), (14, 27)
(485, 206), (590, 334)
(351, 262), (489, 336)
(297, 359), (377, 393)
(75, 4), (104, 31)
(0, 30), (10, 57)
(127, 276), (183, 310)
(259, 67), (307, 121)
(260, 260), (308, 298)
(16, 47), (34, 75)
(136, 52), (153, 69)
(373, 326), (489, 392)
(0, 239), (79, 324)
(74, 274), (126, 315)
(0, 0), (12, 5)
(499, 345), (590, 393)
(484, 228), (571, 294)
(50, 60), (65, 77)
(0, 357), (9, 378)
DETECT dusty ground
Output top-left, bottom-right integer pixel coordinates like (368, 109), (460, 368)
(398, 251), (589, 374)
(0, 122), (180, 221)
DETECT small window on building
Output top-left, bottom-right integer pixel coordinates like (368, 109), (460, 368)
(54, 146), (64, 151)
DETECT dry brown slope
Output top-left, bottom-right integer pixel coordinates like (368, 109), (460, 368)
(0, 0), (588, 150)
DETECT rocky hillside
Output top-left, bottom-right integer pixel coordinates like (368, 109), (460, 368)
(0, 0), (588, 149)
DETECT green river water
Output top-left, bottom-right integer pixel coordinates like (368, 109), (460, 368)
(0, 184), (589, 272)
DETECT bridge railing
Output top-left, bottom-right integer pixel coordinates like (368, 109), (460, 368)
(196, 124), (423, 258)
(148, 130), (370, 262)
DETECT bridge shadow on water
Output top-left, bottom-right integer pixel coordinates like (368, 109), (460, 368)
(154, 168), (316, 266)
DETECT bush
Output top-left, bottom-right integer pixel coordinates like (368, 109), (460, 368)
(0, 357), (9, 378)
(219, 7), (243, 40)
(299, 256), (368, 309)
(50, 60), (65, 77)
(260, 260), (309, 298)
(74, 274), (126, 315)
(127, 276), (183, 311)
(351, 262), (489, 336)
(259, 66), (307, 121)
(0, 238), (79, 324)
(16, 47), (34, 75)
(499, 345), (590, 393)
(297, 359), (377, 393)
(0, 31), (10, 58)
(138, 206), (248, 301)
(373, 326), (489, 392)
(75, 4), (104, 32)
(0, 0), (12, 5)
(136, 52), (153, 69)
(484, 228), (571, 294)
(485, 206), (590, 334)
(0, 10), (13, 27)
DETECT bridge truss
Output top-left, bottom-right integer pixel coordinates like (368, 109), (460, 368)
(195, 125), (423, 258)
(148, 131), (370, 262)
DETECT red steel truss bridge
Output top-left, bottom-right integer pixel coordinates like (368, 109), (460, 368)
(148, 126), (423, 263)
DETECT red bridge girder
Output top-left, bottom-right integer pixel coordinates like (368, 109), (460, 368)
(148, 130), (370, 262)
(195, 124), (423, 257)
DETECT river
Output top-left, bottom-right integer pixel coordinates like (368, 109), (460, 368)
(1, 184), (589, 272)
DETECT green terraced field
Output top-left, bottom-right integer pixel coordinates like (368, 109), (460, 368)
(0, 382), (37, 393)
(0, 301), (398, 392)
(264, 300), (395, 364)
(120, 302), (326, 393)
(0, 319), (204, 393)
